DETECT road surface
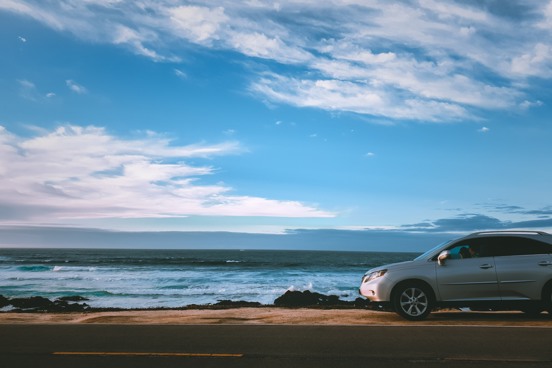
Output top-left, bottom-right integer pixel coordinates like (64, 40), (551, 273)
(2, 324), (552, 367)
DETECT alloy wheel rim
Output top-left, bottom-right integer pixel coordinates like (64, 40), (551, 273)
(400, 287), (428, 316)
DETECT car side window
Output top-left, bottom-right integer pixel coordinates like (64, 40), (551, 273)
(492, 236), (552, 256)
(446, 245), (466, 259)
(446, 238), (490, 259)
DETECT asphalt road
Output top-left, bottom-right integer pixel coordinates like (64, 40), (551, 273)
(2, 324), (552, 368)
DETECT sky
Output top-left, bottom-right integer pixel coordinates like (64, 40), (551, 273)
(1, 0), (552, 251)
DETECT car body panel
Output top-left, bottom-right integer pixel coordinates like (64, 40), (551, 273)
(495, 254), (552, 300)
(435, 257), (499, 301)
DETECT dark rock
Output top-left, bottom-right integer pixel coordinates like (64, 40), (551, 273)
(274, 290), (348, 307)
(4, 296), (90, 312)
(352, 297), (371, 308)
(57, 296), (89, 302)
(213, 300), (262, 308)
(53, 299), (90, 312)
(273, 291), (375, 309)
(0, 295), (10, 308)
(10, 296), (55, 310)
(53, 298), (90, 312)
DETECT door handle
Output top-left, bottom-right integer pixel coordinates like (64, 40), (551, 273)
(479, 264), (493, 269)
(538, 261), (552, 266)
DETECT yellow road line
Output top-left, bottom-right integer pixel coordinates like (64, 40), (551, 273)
(53, 352), (243, 358)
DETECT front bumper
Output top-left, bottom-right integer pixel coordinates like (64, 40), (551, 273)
(359, 276), (393, 302)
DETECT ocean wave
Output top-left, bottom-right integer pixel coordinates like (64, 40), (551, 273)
(0, 249), (414, 309)
(286, 281), (314, 292)
(16, 265), (51, 272)
(52, 266), (97, 272)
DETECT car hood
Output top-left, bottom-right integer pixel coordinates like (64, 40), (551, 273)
(366, 260), (414, 274)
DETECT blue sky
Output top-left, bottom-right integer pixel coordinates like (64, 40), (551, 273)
(1, 0), (552, 251)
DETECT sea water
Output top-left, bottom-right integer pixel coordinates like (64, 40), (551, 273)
(0, 248), (417, 309)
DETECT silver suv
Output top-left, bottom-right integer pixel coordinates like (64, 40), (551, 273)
(359, 231), (552, 320)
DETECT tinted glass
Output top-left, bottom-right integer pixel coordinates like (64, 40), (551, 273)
(490, 236), (552, 256)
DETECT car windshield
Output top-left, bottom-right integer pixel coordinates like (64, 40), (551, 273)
(413, 240), (452, 261)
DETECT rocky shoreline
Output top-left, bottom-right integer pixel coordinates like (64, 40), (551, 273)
(0, 291), (374, 313)
(0, 295), (91, 312)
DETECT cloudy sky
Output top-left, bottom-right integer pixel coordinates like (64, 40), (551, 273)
(1, 0), (552, 250)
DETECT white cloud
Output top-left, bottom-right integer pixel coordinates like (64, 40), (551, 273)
(174, 68), (187, 79)
(228, 31), (312, 64)
(17, 80), (58, 101)
(510, 43), (552, 77)
(18, 79), (35, 89)
(478, 127), (490, 133)
(0, 125), (333, 224)
(3, 1), (552, 122)
(253, 74), (383, 111)
(251, 74), (470, 122)
(418, 0), (489, 22)
(18, 35), (26, 42)
(17, 79), (40, 101)
(538, 1), (552, 30)
(168, 5), (228, 44)
(113, 24), (182, 62)
(65, 79), (87, 94)
(520, 100), (543, 110)
(0, 0), (66, 30)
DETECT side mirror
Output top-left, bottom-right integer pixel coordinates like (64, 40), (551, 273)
(437, 250), (451, 266)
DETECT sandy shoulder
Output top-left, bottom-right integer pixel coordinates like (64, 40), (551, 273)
(1, 308), (551, 326)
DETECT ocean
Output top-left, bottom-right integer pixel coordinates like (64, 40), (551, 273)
(0, 248), (417, 309)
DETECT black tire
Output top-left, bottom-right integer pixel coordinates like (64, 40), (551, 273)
(543, 284), (552, 317)
(392, 282), (433, 321)
(521, 304), (543, 316)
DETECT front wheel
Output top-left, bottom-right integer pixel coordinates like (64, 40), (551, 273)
(392, 283), (433, 321)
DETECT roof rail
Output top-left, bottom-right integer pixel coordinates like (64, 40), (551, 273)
(472, 230), (550, 236)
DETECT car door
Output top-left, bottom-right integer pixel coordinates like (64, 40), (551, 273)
(435, 238), (500, 301)
(493, 236), (552, 301)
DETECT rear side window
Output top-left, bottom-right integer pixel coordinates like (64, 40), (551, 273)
(490, 236), (552, 256)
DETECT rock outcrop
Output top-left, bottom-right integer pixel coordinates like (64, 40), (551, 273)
(274, 290), (370, 308)
(0, 295), (90, 312)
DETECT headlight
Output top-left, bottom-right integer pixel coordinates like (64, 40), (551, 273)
(362, 269), (387, 283)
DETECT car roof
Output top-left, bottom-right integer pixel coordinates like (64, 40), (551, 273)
(459, 230), (552, 244)
(469, 230), (550, 236)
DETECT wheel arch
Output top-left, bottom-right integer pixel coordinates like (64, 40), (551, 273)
(541, 279), (552, 300)
(541, 279), (552, 315)
(390, 279), (437, 304)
